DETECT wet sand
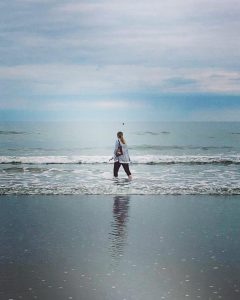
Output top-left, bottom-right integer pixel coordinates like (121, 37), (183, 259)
(0, 195), (240, 300)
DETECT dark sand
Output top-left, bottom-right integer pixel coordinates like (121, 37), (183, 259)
(0, 195), (240, 300)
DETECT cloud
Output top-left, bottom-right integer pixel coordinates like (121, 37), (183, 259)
(0, 64), (240, 96)
(44, 99), (147, 112)
(0, 98), (30, 109)
(189, 108), (240, 122)
(1, 0), (240, 121)
(1, 0), (240, 69)
(0, 93), (146, 112)
(55, 0), (240, 23)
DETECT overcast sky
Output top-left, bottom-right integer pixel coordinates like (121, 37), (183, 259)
(0, 0), (240, 121)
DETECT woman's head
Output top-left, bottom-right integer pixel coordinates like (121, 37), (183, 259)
(117, 131), (123, 139)
(117, 131), (126, 144)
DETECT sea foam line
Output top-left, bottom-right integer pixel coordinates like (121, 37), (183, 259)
(1, 186), (240, 195)
(0, 155), (240, 165)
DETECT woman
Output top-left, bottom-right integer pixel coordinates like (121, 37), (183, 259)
(113, 131), (132, 180)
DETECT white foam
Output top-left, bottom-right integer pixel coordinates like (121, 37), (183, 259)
(0, 155), (240, 165)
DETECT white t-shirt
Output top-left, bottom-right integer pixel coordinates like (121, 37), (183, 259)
(113, 139), (130, 163)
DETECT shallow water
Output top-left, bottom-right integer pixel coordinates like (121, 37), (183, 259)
(1, 195), (240, 300)
(1, 121), (240, 195)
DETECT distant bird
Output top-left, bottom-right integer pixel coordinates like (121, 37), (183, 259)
(122, 122), (125, 126)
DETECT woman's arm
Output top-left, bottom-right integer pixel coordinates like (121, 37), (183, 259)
(113, 140), (119, 157)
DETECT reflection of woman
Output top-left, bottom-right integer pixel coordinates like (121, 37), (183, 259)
(109, 196), (130, 259)
(113, 131), (132, 180)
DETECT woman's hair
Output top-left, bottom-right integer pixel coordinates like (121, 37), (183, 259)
(117, 131), (126, 144)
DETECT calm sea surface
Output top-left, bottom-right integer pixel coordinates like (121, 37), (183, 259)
(0, 121), (240, 195)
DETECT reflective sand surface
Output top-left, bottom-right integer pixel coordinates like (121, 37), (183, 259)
(0, 195), (240, 300)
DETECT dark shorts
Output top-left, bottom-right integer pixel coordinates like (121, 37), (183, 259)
(113, 161), (131, 177)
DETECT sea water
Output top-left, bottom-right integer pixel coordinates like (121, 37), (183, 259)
(0, 121), (240, 195)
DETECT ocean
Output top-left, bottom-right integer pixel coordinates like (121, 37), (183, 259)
(1, 122), (240, 300)
(1, 121), (240, 195)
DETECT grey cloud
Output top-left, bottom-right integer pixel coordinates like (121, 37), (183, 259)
(162, 77), (199, 88)
(0, 0), (240, 98)
(1, 64), (240, 96)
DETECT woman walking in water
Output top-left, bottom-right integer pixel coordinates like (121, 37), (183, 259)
(113, 131), (132, 180)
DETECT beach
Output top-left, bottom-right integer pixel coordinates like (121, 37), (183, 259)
(1, 195), (240, 300)
(1, 0), (240, 297)
(1, 121), (240, 299)
(1, 121), (240, 196)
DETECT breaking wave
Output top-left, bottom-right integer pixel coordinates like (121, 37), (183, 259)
(0, 155), (240, 165)
(0, 130), (26, 135)
(1, 185), (240, 196)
